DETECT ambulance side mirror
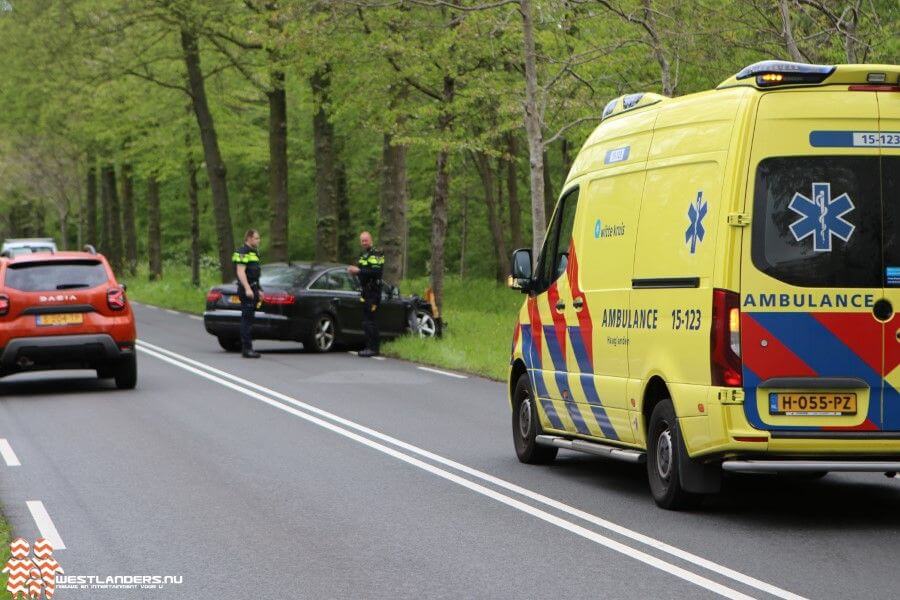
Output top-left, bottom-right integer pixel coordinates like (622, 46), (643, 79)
(509, 248), (533, 292)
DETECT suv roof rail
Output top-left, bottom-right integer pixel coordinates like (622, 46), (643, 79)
(83, 244), (97, 255)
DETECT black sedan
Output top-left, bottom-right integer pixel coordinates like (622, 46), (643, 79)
(203, 262), (436, 353)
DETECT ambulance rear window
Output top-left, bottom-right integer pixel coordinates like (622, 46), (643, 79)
(751, 156), (882, 288)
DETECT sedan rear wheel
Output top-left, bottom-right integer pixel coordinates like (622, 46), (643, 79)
(416, 312), (436, 338)
(307, 314), (336, 353)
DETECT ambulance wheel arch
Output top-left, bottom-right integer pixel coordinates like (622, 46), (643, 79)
(509, 359), (527, 409)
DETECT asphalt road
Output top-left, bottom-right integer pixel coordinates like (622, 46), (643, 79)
(0, 303), (898, 599)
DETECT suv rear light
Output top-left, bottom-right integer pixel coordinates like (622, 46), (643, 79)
(206, 290), (223, 304)
(107, 286), (126, 311)
(711, 288), (742, 387)
(262, 291), (295, 305)
(0, 294), (8, 316)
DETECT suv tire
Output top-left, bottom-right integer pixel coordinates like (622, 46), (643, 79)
(114, 354), (138, 390)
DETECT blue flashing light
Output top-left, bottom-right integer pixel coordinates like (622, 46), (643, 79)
(735, 61), (835, 86)
(622, 93), (644, 110)
(602, 99), (618, 119)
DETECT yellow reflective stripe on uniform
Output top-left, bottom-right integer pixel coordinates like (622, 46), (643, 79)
(232, 252), (259, 264)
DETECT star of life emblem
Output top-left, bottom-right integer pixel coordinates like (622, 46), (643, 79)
(788, 182), (855, 252)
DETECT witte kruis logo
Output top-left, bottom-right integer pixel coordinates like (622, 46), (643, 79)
(2, 538), (64, 599)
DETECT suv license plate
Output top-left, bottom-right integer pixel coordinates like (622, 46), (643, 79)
(36, 313), (84, 326)
(769, 392), (857, 416)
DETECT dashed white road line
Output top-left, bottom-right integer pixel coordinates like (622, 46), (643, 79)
(188, 315), (203, 321)
(0, 439), (20, 466)
(137, 339), (804, 600)
(418, 366), (467, 379)
(165, 309), (180, 316)
(372, 356), (386, 361)
(26, 501), (65, 550)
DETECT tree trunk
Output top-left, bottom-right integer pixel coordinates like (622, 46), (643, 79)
(147, 176), (162, 281)
(778, 0), (804, 62)
(121, 163), (137, 275)
(379, 133), (408, 285)
(188, 159), (200, 287)
(472, 151), (508, 282)
(459, 191), (468, 278)
(543, 149), (555, 221)
(429, 75), (455, 320)
(181, 28), (235, 283)
(561, 137), (573, 178)
(100, 165), (111, 255)
(505, 133), (524, 249)
(336, 157), (352, 263)
(267, 71), (289, 263)
(311, 67), (339, 262)
(102, 165), (123, 271)
(85, 163), (97, 248)
(520, 0), (547, 258)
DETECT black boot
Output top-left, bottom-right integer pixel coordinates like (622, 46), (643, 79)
(242, 348), (261, 358)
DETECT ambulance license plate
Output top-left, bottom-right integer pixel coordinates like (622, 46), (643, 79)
(229, 295), (240, 305)
(36, 313), (83, 326)
(769, 393), (857, 416)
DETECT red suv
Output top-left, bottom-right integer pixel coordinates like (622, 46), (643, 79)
(0, 248), (137, 389)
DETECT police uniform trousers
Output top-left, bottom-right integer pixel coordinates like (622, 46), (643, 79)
(361, 295), (380, 353)
(238, 288), (259, 351)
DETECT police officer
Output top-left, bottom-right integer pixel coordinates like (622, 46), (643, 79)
(233, 229), (262, 359)
(348, 231), (384, 357)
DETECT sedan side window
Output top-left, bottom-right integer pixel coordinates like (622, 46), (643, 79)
(331, 270), (358, 292)
(310, 272), (338, 291)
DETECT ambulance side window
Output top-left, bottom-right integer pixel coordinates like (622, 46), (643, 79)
(535, 187), (579, 291)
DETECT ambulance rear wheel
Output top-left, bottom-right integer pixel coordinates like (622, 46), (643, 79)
(647, 399), (702, 510)
(512, 373), (557, 464)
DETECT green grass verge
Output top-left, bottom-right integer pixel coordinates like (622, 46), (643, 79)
(122, 266), (523, 381)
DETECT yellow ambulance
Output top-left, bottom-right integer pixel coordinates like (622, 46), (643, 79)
(507, 61), (900, 509)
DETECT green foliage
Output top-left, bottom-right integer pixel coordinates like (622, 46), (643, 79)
(383, 276), (524, 380)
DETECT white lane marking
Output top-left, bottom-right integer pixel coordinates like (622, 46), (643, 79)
(347, 351), (358, 356)
(418, 366), (467, 379)
(144, 304), (157, 310)
(188, 315), (202, 321)
(165, 309), (180, 316)
(372, 356), (386, 361)
(138, 344), (752, 599)
(26, 501), (65, 550)
(0, 439), (21, 466)
(138, 340), (804, 600)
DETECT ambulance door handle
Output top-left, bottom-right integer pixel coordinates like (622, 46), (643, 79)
(555, 301), (566, 312)
(572, 298), (584, 310)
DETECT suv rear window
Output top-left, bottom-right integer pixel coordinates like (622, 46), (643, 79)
(751, 156), (882, 288)
(4, 260), (109, 292)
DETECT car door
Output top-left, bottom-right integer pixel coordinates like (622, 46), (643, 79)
(309, 269), (363, 338)
(530, 188), (597, 437)
(879, 89), (900, 430)
(375, 285), (408, 337)
(329, 269), (365, 338)
(740, 90), (884, 433)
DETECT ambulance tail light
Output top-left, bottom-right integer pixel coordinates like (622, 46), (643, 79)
(711, 289), (742, 387)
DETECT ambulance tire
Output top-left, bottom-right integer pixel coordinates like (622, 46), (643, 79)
(512, 373), (557, 464)
(647, 399), (703, 510)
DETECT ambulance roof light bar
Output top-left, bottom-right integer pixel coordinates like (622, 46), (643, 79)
(734, 60), (836, 87)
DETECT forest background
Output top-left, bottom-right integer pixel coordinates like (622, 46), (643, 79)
(0, 0), (895, 376)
